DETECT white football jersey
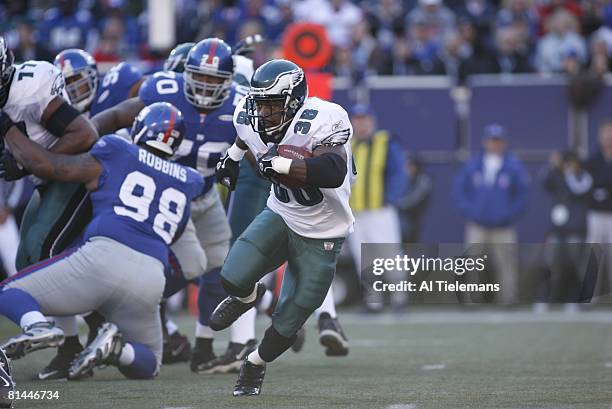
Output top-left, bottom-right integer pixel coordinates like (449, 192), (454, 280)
(234, 96), (355, 239)
(3, 61), (67, 151)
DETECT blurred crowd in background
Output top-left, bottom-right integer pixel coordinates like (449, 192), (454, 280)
(5, 0), (612, 83)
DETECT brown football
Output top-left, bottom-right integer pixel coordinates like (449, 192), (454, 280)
(276, 145), (312, 189)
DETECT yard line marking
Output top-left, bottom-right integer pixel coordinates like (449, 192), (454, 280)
(604, 362), (612, 368)
(385, 404), (417, 409)
(421, 364), (446, 370)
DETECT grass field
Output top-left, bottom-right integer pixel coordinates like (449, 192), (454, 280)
(1, 307), (611, 409)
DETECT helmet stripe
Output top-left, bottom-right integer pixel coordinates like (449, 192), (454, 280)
(162, 108), (176, 144)
(206, 40), (218, 65)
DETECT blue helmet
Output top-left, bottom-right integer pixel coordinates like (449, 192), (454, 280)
(54, 49), (98, 112)
(0, 36), (15, 108)
(130, 102), (185, 157)
(184, 38), (234, 110)
(164, 42), (195, 73)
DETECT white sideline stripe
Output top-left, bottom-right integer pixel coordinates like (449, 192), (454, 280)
(605, 362), (612, 368)
(385, 404), (417, 409)
(421, 364), (446, 370)
(164, 407), (195, 409)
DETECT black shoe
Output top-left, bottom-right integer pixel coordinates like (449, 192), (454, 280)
(233, 359), (266, 396)
(37, 338), (87, 380)
(190, 339), (217, 373)
(210, 283), (266, 331)
(291, 328), (306, 353)
(84, 312), (105, 346)
(318, 313), (349, 357)
(162, 332), (191, 364)
(207, 339), (257, 374)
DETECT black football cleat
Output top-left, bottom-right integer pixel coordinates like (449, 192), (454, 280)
(318, 313), (349, 357)
(233, 359), (266, 396)
(210, 283), (266, 331)
(162, 331), (192, 364)
(0, 349), (14, 409)
(37, 338), (89, 380)
(1, 322), (64, 360)
(291, 327), (306, 353)
(190, 341), (217, 373)
(207, 339), (257, 374)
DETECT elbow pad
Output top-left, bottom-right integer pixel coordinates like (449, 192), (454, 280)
(305, 153), (347, 188)
(45, 101), (81, 137)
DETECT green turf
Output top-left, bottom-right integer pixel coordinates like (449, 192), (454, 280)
(1, 308), (611, 409)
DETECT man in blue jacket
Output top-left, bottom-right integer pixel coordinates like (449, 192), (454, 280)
(454, 123), (529, 304)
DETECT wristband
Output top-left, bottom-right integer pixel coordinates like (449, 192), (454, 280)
(227, 143), (247, 161)
(271, 156), (292, 175)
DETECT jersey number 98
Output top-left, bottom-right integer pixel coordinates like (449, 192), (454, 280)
(114, 171), (186, 244)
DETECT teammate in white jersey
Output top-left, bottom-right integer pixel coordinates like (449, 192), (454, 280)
(212, 59), (354, 396)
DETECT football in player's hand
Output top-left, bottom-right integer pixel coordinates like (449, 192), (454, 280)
(276, 145), (312, 189)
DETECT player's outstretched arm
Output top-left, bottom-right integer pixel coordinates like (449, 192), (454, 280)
(41, 96), (99, 154)
(91, 97), (146, 136)
(3, 121), (101, 190)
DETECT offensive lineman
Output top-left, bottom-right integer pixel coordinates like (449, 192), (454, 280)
(0, 37), (98, 269)
(213, 59), (354, 396)
(0, 102), (203, 380)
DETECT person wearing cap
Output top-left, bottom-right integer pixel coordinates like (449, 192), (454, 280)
(348, 104), (408, 312)
(454, 123), (529, 304)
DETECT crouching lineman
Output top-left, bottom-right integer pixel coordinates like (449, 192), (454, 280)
(213, 59), (354, 396)
(0, 102), (204, 380)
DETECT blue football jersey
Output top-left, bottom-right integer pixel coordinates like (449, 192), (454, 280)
(84, 135), (204, 267)
(90, 62), (143, 116)
(138, 72), (247, 194)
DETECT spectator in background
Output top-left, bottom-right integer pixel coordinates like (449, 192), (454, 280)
(293, 0), (362, 48)
(364, 0), (405, 52)
(11, 17), (53, 63)
(92, 16), (126, 62)
(398, 154), (432, 244)
(455, 0), (497, 54)
(38, 0), (94, 55)
(539, 150), (592, 305)
(584, 119), (612, 300)
(0, 179), (23, 279)
(407, 18), (446, 75)
(581, 0), (606, 38)
(407, 0), (456, 43)
(588, 27), (612, 75)
(496, 0), (539, 54)
(537, 0), (582, 36)
(439, 30), (472, 84)
(484, 26), (534, 74)
(535, 10), (587, 73)
(454, 124), (529, 304)
(347, 104), (408, 312)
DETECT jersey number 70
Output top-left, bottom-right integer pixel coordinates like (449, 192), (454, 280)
(113, 171), (187, 244)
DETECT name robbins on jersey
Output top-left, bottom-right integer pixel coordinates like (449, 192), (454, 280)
(138, 149), (187, 182)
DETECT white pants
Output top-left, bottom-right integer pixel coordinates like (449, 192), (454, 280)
(170, 188), (232, 280)
(347, 206), (405, 305)
(465, 222), (518, 304)
(0, 215), (19, 276)
(586, 211), (612, 301)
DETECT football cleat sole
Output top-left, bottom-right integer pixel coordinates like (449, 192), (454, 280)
(68, 323), (122, 380)
(1, 328), (64, 360)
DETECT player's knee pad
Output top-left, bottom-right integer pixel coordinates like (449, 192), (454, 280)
(258, 325), (297, 363)
(220, 276), (252, 298)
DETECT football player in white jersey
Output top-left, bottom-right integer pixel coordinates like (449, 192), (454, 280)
(0, 36), (97, 271)
(212, 59), (354, 396)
